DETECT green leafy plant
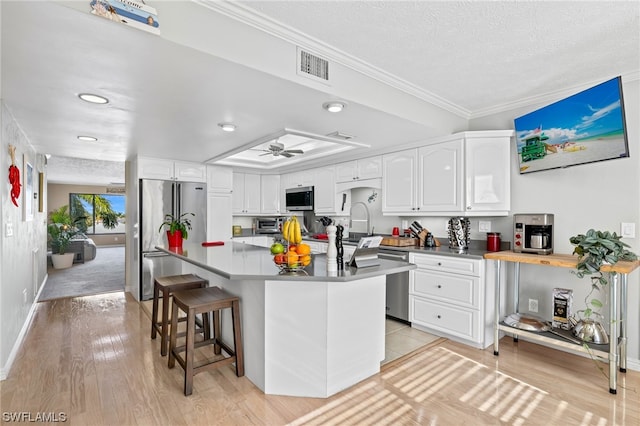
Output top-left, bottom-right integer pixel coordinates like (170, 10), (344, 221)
(570, 229), (637, 318)
(47, 206), (83, 254)
(158, 212), (194, 240)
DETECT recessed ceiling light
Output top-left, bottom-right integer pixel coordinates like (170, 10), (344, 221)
(322, 101), (347, 113)
(77, 135), (98, 142)
(218, 123), (237, 132)
(78, 93), (109, 104)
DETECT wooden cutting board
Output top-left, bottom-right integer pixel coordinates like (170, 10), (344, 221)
(380, 237), (418, 247)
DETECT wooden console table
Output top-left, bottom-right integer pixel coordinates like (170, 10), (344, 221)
(484, 250), (639, 394)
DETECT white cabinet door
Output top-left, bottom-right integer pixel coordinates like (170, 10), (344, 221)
(336, 157), (382, 182)
(207, 192), (232, 241)
(207, 165), (233, 192)
(417, 140), (463, 212)
(335, 161), (357, 183)
(314, 166), (350, 216)
(174, 161), (206, 182)
(284, 171), (313, 188)
(233, 173), (261, 214)
(357, 156), (383, 180)
(382, 149), (417, 213)
(464, 135), (511, 214)
(138, 157), (174, 180)
(232, 173), (246, 214)
(138, 157), (205, 182)
(260, 175), (281, 214)
(244, 174), (261, 214)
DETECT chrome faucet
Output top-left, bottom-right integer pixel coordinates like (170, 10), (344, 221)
(349, 201), (371, 236)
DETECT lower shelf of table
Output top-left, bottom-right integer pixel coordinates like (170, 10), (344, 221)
(498, 323), (612, 361)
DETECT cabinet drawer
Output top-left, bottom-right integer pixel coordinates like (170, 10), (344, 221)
(411, 269), (479, 308)
(410, 297), (478, 342)
(410, 253), (480, 276)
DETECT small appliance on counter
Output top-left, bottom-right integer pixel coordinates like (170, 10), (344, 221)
(255, 217), (284, 234)
(513, 213), (554, 254)
(447, 217), (471, 251)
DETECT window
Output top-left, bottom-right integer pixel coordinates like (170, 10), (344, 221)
(69, 193), (126, 235)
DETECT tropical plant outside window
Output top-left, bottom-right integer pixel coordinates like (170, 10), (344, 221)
(69, 193), (126, 234)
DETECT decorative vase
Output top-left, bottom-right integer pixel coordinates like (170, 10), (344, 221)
(167, 230), (183, 248)
(51, 253), (75, 269)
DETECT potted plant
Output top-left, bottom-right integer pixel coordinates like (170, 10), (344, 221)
(159, 212), (194, 248)
(48, 206), (80, 269)
(569, 229), (637, 342)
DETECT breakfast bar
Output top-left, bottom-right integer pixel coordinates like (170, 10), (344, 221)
(156, 242), (415, 398)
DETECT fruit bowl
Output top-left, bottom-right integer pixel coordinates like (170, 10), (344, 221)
(272, 243), (312, 273)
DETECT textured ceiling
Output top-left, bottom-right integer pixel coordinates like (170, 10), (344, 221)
(239, 0), (640, 115)
(2, 1), (639, 185)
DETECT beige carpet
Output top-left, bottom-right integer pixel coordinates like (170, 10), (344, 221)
(39, 246), (125, 301)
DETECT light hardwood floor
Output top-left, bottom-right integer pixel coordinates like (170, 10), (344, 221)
(2, 291), (638, 425)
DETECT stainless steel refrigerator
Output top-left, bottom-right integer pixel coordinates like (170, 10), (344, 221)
(139, 179), (207, 300)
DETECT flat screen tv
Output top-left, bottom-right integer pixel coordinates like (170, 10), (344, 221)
(514, 76), (629, 174)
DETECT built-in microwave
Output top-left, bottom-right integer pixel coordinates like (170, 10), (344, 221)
(285, 186), (314, 211)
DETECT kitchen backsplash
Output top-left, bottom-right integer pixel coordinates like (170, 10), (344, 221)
(233, 185), (514, 242)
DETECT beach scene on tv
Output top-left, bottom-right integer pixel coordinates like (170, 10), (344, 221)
(514, 77), (629, 174)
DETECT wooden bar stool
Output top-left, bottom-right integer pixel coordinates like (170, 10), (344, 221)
(150, 274), (208, 356)
(168, 286), (244, 396)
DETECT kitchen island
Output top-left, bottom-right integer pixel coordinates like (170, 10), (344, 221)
(156, 242), (415, 398)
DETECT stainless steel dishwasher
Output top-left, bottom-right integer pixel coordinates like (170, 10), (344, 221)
(379, 248), (410, 323)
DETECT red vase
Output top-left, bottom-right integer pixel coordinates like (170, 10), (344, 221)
(166, 230), (183, 248)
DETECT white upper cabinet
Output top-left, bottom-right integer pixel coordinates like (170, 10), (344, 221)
(382, 130), (512, 216)
(314, 166), (351, 216)
(335, 156), (382, 183)
(464, 133), (511, 213)
(138, 157), (206, 182)
(382, 149), (418, 213)
(232, 172), (261, 215)
(282, 171), (314, 189)
(206, 165), (233, 192)
(417, 139), (463, 212)
(260, 175), (281, 215)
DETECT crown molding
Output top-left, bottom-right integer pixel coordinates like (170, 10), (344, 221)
(195, 0), (471, 119)
(470, 70), (640, 120)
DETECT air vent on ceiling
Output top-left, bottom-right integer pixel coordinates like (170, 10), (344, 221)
(297, 47), (330, 84)
(327, 131), (355, 140)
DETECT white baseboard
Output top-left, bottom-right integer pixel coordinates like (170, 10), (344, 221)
(626, 358), (640, 372)
(0, 275), (48, 381)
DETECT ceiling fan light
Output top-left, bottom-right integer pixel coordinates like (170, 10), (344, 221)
(218, 123), (236, 132)
(322, 101), (346, 113)
(77, 135), (98, 142)
(78, 93), (109, 104)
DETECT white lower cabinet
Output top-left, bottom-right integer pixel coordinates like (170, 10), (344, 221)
(409, 253), (495, 349)
(233, 236), (273, 248)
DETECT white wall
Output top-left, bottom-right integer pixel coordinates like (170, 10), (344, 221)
(1, 102), (49, 379)
(469, 77), (640, 368)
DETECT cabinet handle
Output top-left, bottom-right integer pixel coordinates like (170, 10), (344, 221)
(437, 262), (442, 266)
(412, 207), (416, 210)
(437, 315), (441, 319)
(467, 206), (472, 210)
(437, 284), (442, 289)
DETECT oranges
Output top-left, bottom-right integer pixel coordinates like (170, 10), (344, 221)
(273, 243), (312, 270)
(296, 243), (311, 255)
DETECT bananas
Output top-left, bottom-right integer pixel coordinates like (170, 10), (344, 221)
(283, 216), (302, 244)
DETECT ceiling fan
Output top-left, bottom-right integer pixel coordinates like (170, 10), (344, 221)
(258, 140), (304, 158)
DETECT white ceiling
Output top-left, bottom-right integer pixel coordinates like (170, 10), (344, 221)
(2, 1), (638, 185)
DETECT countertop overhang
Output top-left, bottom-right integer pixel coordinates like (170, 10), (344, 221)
(156, 242), (416, 282)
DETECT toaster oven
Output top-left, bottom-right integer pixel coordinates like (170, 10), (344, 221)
(255, 217), (283, 234)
